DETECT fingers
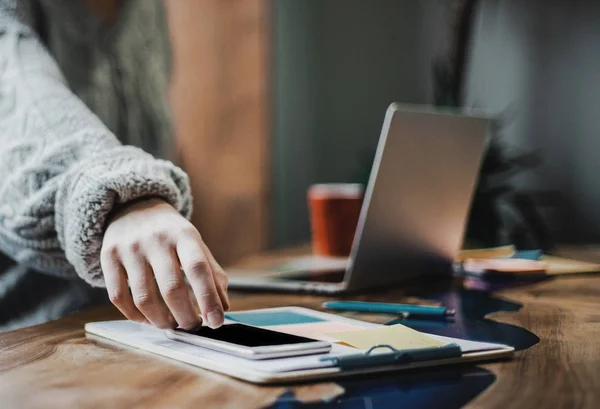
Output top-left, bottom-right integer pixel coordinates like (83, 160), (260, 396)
(102, 211), (228, 331)
(101, 248), (148, 324)
(149, 248), (202, 330)
(215, 275), (230, 312)
(177, 235), (224, 328)
(199, 240), (230, 311)
(121, 248), (176, 329)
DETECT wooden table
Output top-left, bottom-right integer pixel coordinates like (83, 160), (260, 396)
(1, 247), (600, 409)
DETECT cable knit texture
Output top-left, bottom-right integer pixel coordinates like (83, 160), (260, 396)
(0, 0), (190, 304)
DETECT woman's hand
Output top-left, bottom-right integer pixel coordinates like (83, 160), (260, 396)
(100, 199), (229, 329)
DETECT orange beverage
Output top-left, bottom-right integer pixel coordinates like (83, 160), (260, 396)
(307, 184), (364, 257)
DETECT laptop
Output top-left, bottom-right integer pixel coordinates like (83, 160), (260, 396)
(227, 103), (491, 294)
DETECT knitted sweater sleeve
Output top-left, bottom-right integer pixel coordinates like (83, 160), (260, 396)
(0, 2), (192, 287)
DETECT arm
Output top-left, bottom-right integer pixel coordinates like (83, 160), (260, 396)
(0, 2), (228, 329)
(0, 2), (189, 283)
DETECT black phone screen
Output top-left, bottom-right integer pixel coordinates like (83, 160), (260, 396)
(174, 324), (319, 347)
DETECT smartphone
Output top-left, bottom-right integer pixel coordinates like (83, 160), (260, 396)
(164, 323), (331, 360)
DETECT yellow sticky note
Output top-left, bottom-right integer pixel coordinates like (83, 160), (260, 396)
(327, 324), (447, 351)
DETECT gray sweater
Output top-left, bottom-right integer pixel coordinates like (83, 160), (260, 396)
(0, 0), (191, 331)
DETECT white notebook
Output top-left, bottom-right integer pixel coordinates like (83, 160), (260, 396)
(85, 307), (513, 384)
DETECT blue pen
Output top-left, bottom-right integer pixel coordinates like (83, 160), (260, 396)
(322, 301), (455, 318)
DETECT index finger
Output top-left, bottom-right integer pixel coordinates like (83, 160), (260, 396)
(176, 236), (224, 329)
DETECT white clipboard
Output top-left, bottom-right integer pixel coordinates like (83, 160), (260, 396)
(85, 307), (514, 384)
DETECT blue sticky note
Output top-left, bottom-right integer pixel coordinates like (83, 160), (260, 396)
(511, 250), (543, 261)
(225, 311), (324, 326)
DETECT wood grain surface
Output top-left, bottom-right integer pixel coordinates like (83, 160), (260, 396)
(1, 248), (600, 409)
(167, 0), (271, 265)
